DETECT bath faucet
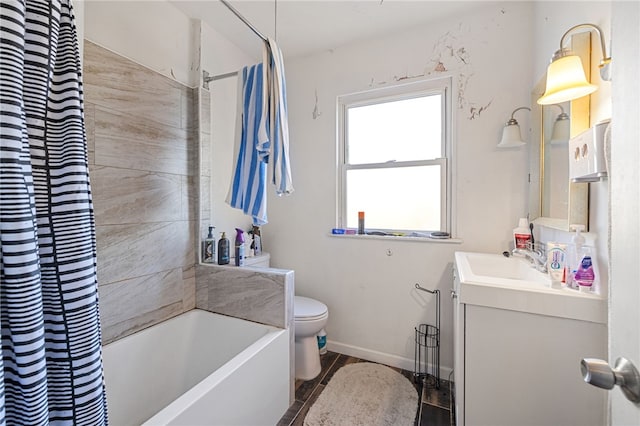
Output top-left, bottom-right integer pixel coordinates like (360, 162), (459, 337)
(512, 244), (547, 273)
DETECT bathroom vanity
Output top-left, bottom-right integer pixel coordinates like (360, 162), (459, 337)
(453, 252), (607, 426)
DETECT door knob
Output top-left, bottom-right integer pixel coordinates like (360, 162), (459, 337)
(581, 357), (640, 403)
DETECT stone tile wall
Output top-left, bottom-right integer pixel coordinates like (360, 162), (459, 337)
(85, 42), (295, 392)
(195, 265), (294, 329)
(84, 40), (197, 344)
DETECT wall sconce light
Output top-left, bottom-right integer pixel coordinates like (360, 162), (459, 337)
(538, 23), (612, 105)
(498, 106), (531, 148)
(549, 104), (570, 145)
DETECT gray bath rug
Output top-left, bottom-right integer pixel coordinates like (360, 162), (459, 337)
(304, 362), (419, 426)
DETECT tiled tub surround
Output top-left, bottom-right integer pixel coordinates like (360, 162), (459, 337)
(196, 87), (213, 260)
(84, 40), (198, 344)
(196, 264), (296, 404)
(86, 39), (296, 411)
(195, 265), (294, 328)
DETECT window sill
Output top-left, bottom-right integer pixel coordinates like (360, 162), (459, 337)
(328, 233), (463, 244)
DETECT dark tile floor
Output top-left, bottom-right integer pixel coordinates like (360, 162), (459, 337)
(277, 351), (454, 426)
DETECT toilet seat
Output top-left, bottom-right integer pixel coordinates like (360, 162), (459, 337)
(296, 311), (328, 322)
(294, 296), (328, 321)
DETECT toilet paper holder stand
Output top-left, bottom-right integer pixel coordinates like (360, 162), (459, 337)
(414, 283), (441, 389)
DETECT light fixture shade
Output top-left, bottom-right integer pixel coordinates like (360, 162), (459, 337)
(498, 123), (525, 148)
(537, 55), (597, 105)
(549, 116), (570, 145)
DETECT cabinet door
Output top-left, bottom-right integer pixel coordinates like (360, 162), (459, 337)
(464, 304), (606, 426)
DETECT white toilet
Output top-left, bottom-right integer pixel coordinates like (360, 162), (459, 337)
(294, 296), (328, 380)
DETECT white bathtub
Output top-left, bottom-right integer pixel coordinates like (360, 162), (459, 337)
(102, 309), (290, 425)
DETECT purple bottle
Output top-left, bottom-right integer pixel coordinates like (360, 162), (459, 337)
(234, 228), (245, 266)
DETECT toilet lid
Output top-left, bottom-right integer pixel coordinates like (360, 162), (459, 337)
(294, 296), (328, 319)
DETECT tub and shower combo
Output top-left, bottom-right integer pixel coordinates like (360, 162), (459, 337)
(102, 309), (290, 425)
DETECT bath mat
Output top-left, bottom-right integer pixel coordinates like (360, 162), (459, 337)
(304, 362), (419, 426)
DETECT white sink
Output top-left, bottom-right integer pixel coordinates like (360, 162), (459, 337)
(455, 251), (606, 324)
(461, 251), (550, 286)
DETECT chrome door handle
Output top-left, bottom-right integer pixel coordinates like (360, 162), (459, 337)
(581, 357), (640, 402)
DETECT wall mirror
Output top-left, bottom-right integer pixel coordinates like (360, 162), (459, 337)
(529, 31), (590, 231)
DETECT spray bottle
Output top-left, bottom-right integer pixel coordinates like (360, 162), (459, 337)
(252, 226), (262, 256)
(235, 228), (245, 267)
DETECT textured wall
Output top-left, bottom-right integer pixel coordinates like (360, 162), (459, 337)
(195, 265), (294, 329)
(84, 41), (197, 344)
(265, 2), (535, 374)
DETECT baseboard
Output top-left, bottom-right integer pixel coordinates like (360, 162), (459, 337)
(327, 340), (452, 381)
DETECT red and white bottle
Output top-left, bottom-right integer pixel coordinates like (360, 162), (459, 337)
(513, 218), (532, 249)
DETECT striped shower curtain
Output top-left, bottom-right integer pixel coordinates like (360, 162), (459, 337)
(0, 1), (108, 425)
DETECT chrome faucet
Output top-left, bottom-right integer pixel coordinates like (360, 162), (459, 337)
(512, 243), (547, 273)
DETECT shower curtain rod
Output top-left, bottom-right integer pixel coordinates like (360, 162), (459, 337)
(202, 0), (268, 88)
(219, 0), (268, 42)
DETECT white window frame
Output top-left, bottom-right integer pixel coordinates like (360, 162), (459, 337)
(337, 77), (453, 234)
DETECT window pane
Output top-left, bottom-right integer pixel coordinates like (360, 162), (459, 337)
(347, 95), (442, 164)
(345, 165), (441, 231)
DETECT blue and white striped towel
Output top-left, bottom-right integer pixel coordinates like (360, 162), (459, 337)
(226, 39), (293, 224)
(265, 38), (294, 196)
(226, 63), (270, 225)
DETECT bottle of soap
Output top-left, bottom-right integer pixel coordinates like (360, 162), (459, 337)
(574, 246), (596, 293)
(217, 232), (230, 265)
(513, 218), (532, 250)
(234, 228), (245, 266)
(567, 224), (586, 289)
(202, 226), (215, 263)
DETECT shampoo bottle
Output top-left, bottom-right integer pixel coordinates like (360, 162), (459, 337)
(513, 218), (532, 249)
(217, 232), (230, 265)
(234, 228), (245, 267)
(202, 226), (215, 263)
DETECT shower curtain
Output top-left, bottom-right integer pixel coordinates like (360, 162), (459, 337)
(0, 1), (108, 425)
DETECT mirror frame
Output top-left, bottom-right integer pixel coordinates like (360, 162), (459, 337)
(530, 31), (590, 231)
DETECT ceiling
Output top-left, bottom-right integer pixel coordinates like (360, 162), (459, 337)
(170, 0), (499, 59)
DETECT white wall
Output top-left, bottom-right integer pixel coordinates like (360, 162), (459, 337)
(83, 1), (198, 87)
(74, 0), (84, 60)
(265, 2), (535, 373)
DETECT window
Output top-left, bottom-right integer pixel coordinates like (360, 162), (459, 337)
(337, 78), (452, 234)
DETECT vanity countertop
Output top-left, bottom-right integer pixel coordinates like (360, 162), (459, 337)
(454, 251), (606, 324)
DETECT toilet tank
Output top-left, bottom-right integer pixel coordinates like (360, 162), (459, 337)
(244, 253), (270, 268)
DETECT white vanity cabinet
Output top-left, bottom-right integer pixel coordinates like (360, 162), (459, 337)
(453, 252), (607, 426)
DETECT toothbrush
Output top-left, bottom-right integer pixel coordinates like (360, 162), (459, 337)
(529, 222), (535, 245)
